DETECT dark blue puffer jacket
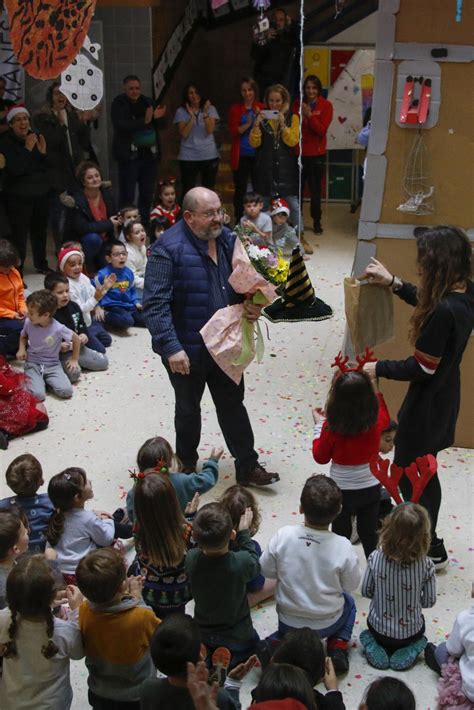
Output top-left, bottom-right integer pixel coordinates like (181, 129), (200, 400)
(143, 220), (242, 362)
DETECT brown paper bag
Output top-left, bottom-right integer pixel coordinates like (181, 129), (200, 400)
(344, 277), (394, 354)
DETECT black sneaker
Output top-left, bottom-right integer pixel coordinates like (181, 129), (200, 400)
(313, 222), (323, 235)
(424, 642), (442, 674)
(428, 538), (449, 571)
(238, 464), (280, 487)
(327, 647), (349, 675)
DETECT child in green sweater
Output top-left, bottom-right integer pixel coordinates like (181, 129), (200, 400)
(185, 502), (260, 670)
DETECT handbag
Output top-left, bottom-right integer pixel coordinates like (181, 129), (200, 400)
(344, 276), (394, 354)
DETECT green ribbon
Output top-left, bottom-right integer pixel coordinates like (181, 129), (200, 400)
(232, 291), (267, 367)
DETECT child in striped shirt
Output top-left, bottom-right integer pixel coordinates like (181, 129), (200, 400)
(360, 502), (436, 671)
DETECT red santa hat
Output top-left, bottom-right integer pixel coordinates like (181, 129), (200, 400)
(6, 104), (30, 123)
(57, 246), (83, 272)
(270, 196), (290, 217)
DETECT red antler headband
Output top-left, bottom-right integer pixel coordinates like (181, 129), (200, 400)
(369, 454), (438, 504)
(159, 177), (176, 186)
(331, 346), (377, 374)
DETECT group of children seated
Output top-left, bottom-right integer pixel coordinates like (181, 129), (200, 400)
(237, 192), (301, 257)
(0, 426), (472, 709)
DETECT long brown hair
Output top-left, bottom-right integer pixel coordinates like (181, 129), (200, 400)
(325, 371), (379, 436)
(4, 555), (59, 659)
(410, 226), (471, 343)
(379, 503), (431, 564)
(134, 473), (186, 568)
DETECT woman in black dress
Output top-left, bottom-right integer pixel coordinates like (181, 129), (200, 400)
(363, 226), (473, 569)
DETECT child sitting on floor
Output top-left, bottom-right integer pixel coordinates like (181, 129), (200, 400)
(141, 613), (242, 709)
(45, 272), (108, 379)
(239, 192), (272, 247)
(0, 454), (54, 553)
(0, 507), (29, 609)
(94, 241), (145, 330)
(126, 436), (222, 520)
(360, 502), (436, 671)
(220, 484), (276, 608)
(150, 179), (181, 227)
(0, 239), (26, 358)
(185, 502), (260, 669)
(270, 197), (300, 256)
(150, 215), (172, 243)
(0, 356), (49, 449)
(260, 475), (361, 675)
(118, 204), (140, 244)
(76, 547), (159, 710)
(0, 555), (84, 710)
(16, 290), (81, 402)
(358, 677), (416, 710)
(45, 467), (129, 585)
(58, 245), (114, 354)
(123, 220), (147, 300)
(128, 472), (196, 619)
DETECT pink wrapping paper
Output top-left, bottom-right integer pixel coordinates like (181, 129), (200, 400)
(200, 239), (276, 384)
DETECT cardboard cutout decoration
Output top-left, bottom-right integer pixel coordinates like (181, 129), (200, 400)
(60, 36), (103, 111)
(5, 0), (97, 80)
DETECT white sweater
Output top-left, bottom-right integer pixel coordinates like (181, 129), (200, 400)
(446, 605), (474, 701)
(126, 242), (147, 290)
(260, 524), (361, 629)
(0, 608), (84, 710)
(67, 273), (97, 326)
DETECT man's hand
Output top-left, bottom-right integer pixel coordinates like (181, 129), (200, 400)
(168, 350), (190, 375)
(238, 506), (253, 532)
(144, 106), (154, 124)
(243, 300), (262, 322)
(154, 104), (166, 119)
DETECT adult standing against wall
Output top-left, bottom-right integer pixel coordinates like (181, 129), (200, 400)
(174, 83), (220, 200)
(228, 77), (264, 222)
(363, 226), (473, 570)
(293, 75), (333, 239)
(111, 75), (166, 228)
(251, 7), (300, 98)
(143, 186), (280, 488)
(0, 105), (51, 274)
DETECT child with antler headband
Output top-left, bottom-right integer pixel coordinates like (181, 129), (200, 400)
(312, 348), (391, 558)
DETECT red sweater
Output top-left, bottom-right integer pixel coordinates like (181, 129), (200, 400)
(292, 95), (333, 157)
(313, 393), (390, 466)
(228, 100), (264, 171)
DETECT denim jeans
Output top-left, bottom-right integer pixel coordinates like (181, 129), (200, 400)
(275, 592), (357, 643)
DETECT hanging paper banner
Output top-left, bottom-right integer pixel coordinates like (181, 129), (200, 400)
(4, 0), (97, 80)
(60, 36), (103, 111)
(0, 11), (24, 101)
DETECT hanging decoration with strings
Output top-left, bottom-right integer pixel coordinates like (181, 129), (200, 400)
(60, 35), (103, 111)
(397, 130), (435, 215)
(252, 0), (272, 10)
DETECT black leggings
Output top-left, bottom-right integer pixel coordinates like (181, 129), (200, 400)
(368, 620), (425, 650)
(332, 485), (381, 558)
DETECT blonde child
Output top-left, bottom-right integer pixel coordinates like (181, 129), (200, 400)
(129, 472), (198, 618)
(45, 467), (116, 585)
(126, 436), (222, 520)
(0, 555), (83, 710)
(123, 220), (147, 299)
(360, 502), (436, 671)
(220, 484), (276, 607)
(150, 179), (181, 226)
(16, 290), (81, 401)
(58, 245), (114, 354)
(0, 239), (26, 358)
(0, 508), (29, 609)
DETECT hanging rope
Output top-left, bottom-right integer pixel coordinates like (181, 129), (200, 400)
(298, 0), (304, 236)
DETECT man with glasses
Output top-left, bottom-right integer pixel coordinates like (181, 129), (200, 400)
(143, 187), (279, 487)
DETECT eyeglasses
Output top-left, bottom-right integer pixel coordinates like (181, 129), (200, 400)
(189, 209), (225, 220)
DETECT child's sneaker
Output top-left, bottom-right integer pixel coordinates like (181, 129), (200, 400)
(209, 646), (231, 686)
(360, 629), (390, 670)
(424, 642), (442, 674)
(390, 637), (427, 671)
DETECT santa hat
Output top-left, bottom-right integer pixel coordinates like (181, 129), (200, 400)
(270, 196), (290, 217)
(262, 246), (333, 323)
(57, 247), (83, 272)
(252, 700), (308, 710)
(6, 104), (30, 123)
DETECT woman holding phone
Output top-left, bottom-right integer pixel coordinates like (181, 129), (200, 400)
(249, 83), (301, 234)
(1, 105), (51, 274)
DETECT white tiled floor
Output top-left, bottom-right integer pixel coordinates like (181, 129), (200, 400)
(1, 203), (472, 710)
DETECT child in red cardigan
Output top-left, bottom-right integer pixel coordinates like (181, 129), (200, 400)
(312, 369), (390, 558)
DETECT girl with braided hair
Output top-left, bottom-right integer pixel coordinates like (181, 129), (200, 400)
(0, 555), (83, 709)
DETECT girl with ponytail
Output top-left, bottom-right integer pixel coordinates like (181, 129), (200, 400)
(0, 555), (83, 709)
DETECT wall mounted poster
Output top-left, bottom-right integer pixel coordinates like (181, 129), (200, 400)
(303, 46), (329, 88)
(327, 48), (375, 150)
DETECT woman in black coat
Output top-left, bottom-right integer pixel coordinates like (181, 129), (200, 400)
(363, 226), (473, 569)
(72, 161), (120, 274)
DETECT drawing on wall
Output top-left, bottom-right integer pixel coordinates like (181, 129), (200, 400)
(327, 49), (375, 150)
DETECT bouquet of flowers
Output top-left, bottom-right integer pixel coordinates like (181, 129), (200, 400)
(235, 226), (289, 287)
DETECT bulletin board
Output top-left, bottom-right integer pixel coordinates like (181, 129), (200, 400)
(395, 0), (474, 45)
(380, 62), (474, 228)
